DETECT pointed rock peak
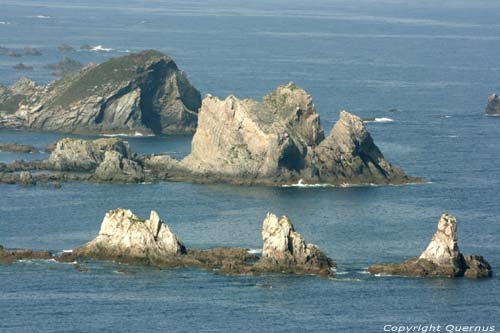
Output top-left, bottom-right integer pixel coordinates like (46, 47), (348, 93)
(333, 110), (368, 138)
(419, 214), (461, 266)
(150, 210), (160, 224)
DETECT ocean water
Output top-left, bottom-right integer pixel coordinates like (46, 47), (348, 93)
(1, 0), (500, 332)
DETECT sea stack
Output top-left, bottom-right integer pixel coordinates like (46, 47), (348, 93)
(179, 82), (417, 186)
(368, 214), (492, 278)
(485, 93), (500, 115)
(0, 50), (201, 134)
(75, 209), (186, 265)
(252, 213), (335, 277)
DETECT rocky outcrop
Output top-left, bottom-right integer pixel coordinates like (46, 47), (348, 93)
(485, 93), (500, 115)
(252, 213), (335, 276)
(48, 138), (144, 182)
(368, 214), (492, 278)
(70, 209), (334, 278)
(178, 82), (417, 186)
(0, 143), (37, 153)
(75, 209), (186, 265)
(0, 244), (52, 264)
(1, 50), (201, 134)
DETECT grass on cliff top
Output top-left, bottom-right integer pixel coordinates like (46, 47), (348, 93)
(45, 50), (171, 109)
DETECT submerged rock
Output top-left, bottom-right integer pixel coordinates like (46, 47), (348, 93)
(2, 50), (201, 135)
(368, 214), (492, 278)
(485, 93), (500, 115)
(252, 213), (335, 277)
(75, 209), (186, 265)
(45, 57), (84, 76)
(0, 143), (37, 153)
(179, 82), (417, 186)
(0, 245), (52, 264)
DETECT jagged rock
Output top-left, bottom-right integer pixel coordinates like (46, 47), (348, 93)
(19, 171), (35, 185)
(180, 83), (416, 185)
(2, 50), (201, 135)
(368, 214), (492, 279)
(0, 77), (41, 114)
(48, 138), (134, 172)
(0, 245), (52, 264)
(485, 93), (500, 115)
(0, 143), (37, 153)
(252, 213), (335, 277)
(75, 209), (186, 264)
(94, 151), (144, 182)
(312, 111), (409, 184)
(463, 255), (492, 279)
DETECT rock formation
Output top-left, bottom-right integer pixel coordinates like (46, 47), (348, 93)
(253, 213), (335, 276)
(48, 138), (144, 182)
(368, 214), (492, 278)
(0, 143), (37, 153)
(75, 209), (186, 265)
(0, 50), (201, 134)
(173, 83), (416, 185)
(485, 93), (500, 115)
(0, 244), (52, 264)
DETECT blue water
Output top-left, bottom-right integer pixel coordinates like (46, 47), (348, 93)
(1, 0), (500, 332)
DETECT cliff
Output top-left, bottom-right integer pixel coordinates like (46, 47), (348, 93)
(0, 50), (201, 134)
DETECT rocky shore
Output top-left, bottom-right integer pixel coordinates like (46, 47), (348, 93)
(0, 50), (201, 134)
(368, 214), (492, 279)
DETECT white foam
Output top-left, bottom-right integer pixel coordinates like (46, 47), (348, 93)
(282, 179), (335, 188)
(62, 249), (73, 253)
(247, 249), (262, 254)
(0, 21), (10, 25)
(102, 131), (154, 137)
(336, 271), (349, 275)
(364, 117), (394, 123)
(91, 45), (113, 52)
(30, 15), (52, 19)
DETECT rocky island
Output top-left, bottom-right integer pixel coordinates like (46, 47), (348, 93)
(485, 93), (500, 115)
(15, 209), (335, 278)
(0, 50), (201, 134)
(368, 214), (492, 279)
(0, 82), (420, 186)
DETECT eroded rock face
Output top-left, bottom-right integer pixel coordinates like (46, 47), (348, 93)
(368, 214), (492, 278)
(485, 93), (500, 115)
(253, 213), (335, 276)
(183, 82), (323, 179)
(311, 111), (408, 184)
(75, 209), (186, 264)
(181, 82), (416, 185)
(1, 50), (201, 134)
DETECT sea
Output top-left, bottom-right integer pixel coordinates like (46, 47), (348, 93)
(0, 0), (499, 332)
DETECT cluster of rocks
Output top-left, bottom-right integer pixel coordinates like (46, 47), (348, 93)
(0, 143), (38, 153)
(0, 50), (201, 135)
(3, 209), (335, 278)
(0, 210), (491, 280)
(368, 214), (492, 279)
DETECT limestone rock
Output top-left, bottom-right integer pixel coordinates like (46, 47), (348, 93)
(181, 82), (416, 185)
(75, 209), (186, 264)
(94, 151), (144, 182)
(48, 137), (133, 171)
(368, 214), (492, 279)
(183, 82), (323, 179)
(253, 213), (335, 276)
(485, 93), (500, 115)
(2, 50), (201, 134)
(311, 111), (409, 184)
